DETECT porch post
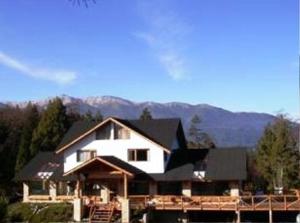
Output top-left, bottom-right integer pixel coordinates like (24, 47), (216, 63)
(123, 173), (128, 199)
(229, 181), (240, 196)
(149, 181), (157, 196)
(182, 181), (192, 197)
(75, 177), (82, 198)
(23, 182), (29, 202)
(74, 174), (83, 222)
(49, 181), (57, 201)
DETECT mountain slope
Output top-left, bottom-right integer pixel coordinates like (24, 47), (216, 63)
(3, 95), (275, 147)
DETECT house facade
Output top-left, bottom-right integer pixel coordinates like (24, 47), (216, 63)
(15, 117), (247, 223)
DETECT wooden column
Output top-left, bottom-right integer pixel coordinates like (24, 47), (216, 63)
(123, 173), (128, 199)
(23, 182), (29, 202)
(75, 174), (81, 198)
(269, 195), (273, 223)
(269, 210), (273, 223)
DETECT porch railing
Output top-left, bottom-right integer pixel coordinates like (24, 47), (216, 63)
(128, 195), (300, 211)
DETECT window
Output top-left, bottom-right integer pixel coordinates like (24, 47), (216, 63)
(114, 124), (130, 139)
(96, 123), (111, 140)
(129, 181), (149, 195)
(128, 149), (149, 161)
(77, 150), (96, 162)
(29, 181), (49, 195)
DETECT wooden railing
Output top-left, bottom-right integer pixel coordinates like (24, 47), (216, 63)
(129, 195), (300, 211)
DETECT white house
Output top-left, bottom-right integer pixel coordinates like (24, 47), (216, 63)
(15, 117), (247, 223)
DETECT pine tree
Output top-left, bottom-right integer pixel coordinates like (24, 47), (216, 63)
(139, 107), (153, 120)
(66, 107), (83, 126)
(84, 110), (94, 122)
(256, 115), (299, 191)
(94, 110), (103, 122)
(83, 110), (103, 122)
(30, 98), (68, 156)
(188, 114), (215, 149)
(15, 103), (39, 172)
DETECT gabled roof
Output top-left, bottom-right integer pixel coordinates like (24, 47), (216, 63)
(63, 156), (145, 177)
(56, 117), (185, 154)
(117, 118), (186, 149)
(205, 148), (247, 181)
(151, 148), (247, 181)
(56, 120), (99, 150)
(14, 152), (76, 182)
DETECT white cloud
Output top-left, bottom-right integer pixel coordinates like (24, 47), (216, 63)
(0, 51), (77, 85)
(135, 1), (191, 80)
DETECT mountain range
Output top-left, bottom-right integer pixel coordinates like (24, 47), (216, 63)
(2, 95), (276, 148)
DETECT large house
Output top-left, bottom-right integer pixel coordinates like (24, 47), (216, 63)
(15, 117), (247, 223)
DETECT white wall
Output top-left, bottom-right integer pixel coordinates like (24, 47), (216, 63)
(63, 123), (166, 174)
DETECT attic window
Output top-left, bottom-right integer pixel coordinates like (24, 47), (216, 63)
(96, 123), (111, 140)
(128, 149), (149, 161)
(114, 124), (130, 139)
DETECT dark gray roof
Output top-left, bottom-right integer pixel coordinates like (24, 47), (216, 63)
(14, 152), (76, 182)
(56, 118), (186, 152)
(165, 149), (209, 171)
(153, 148), (247, 182)
(117, 118), (186, 150)
(16, 148), (247, 182)
(205, 148), (247, 181)
(99, 156), (145, 175)
(150, 164), (194, 181)
(57, 120), (99, 149)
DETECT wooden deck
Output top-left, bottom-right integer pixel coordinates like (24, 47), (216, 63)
(129, 195), (300, 211)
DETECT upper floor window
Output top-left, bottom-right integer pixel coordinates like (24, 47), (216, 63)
(128, 149), (149, 161)
(77, 150), (96, 162)
(96, 123), (111, 140)
(114, 124), (130, 140)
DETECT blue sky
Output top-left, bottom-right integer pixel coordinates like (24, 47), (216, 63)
(0, 0), (298, 118)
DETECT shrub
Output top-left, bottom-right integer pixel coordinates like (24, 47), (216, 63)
(7, 202), (34, 222)
(0, 196), (8, 222)
(31, 203), (73, 223)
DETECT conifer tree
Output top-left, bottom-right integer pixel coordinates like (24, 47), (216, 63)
(94, 110), (103, 122)
(139, 107), (153, 120)
(256, 115), (299, 191)
(15, 103), (39, 172)
(30, 98), (68, 156)
(84, 110), (94, 122)
(188, 114), (215, 148)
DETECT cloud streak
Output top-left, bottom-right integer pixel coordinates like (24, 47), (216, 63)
(0, 51), (77, 85)
(135, 1), (191, 80)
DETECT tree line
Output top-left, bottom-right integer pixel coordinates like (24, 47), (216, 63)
(0, 101), (298, 197)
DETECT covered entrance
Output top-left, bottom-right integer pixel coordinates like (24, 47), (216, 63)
(64, 156), (135, 204)
(63, 156), (139, 222)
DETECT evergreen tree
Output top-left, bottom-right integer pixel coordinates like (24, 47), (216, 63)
(94, 110), (103, 122)
(83, 110), (103, 122)
(30, 98), (68, 156)
(84, 110), (94, 122)
(66, 107), (83, 126)
(15, 103), (39, 172)
(139, 107), (153, 120)
(188, 114), (215, 149)
(256, 115), (299, 191)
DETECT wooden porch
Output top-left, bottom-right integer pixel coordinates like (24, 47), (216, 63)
(129, 194), (300, 211)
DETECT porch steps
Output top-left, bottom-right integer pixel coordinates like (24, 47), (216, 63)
(89, 204), (115, 223)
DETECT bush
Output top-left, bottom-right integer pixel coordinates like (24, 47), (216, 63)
(0, 196), (8, 222)
(31, 203), (73, 223)
(7, 202), (34, 222)
(7, 202), (72, 223)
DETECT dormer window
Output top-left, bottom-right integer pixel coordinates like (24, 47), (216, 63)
(77, 150), (96, 162)
(114, 124), (130, 139)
